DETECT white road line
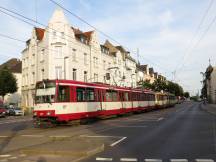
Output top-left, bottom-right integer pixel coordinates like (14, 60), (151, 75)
(21, 135), (44, 138)
(8, 157), (17, 160)
(49, 135), (71, 138)
(157, 117), (164, 121)
(112, 125), (147, 128)
(170, 159), (188, 162)
(96, 157), (113, 161)
(110, 137), (127, 147)
(195, 159), (214, 162)
(0, 136), (9, 138)
(19, 154), (26, 157)
(0, 155), (11, 158)
(80, 135), (121, 138)
(120, 158), (137, 161)
(145, 159), (162, 162)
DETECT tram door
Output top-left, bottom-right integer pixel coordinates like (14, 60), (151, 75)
(119, 92), (125, 109)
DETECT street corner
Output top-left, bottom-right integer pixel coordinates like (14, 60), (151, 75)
(0, 135), (105, 162)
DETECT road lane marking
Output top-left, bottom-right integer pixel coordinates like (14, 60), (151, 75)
(21, 135), (44, 138)
(110, 137), (127, 147)
(195, 159), (214, 162)
(0, 155), (11, 158)
(170, 159), (188, 162)
(0, 136), (9, 138)
(120, 158), (137, 161)
(19, 154), (26, 157)
(157, 117), (164, 121)
(96, 157), (113, 161)
(8, 157), (17, 160)
(80, 135), (121, 138)
(145, 159), (162, 162)
(49, 135), (71, 138)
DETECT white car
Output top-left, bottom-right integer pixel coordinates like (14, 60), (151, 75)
(13, 108), (24, 116)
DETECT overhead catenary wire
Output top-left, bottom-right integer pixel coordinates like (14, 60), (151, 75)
(175, 0), (215, 72)
(0, 5), (170, 78)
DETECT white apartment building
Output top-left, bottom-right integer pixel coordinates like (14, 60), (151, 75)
(205, 65), (216, 104)
(21, 9), (137, 108)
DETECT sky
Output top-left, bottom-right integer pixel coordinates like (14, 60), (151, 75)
(0, 0), (216, 96)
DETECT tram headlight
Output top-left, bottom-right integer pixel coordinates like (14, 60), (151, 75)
(33, 112), (37, 116)
(47, 111), (51, 116)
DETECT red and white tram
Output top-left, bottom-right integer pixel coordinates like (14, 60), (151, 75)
(33, 79), (177, 126)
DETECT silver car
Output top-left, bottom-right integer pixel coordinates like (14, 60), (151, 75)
(13, 108), (24, 116)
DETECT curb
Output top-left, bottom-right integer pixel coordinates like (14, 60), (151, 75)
(19, 144), (104, 158)
(71, 144), (104, 162)
(200, 104), (216, 116)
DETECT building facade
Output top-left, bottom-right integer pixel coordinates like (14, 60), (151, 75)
(205, 65), (216, 104)
(21, 9), (138, 108)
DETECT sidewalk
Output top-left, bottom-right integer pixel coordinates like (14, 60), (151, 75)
(0, 136), (104, 162)
(201, 103), (216, 115)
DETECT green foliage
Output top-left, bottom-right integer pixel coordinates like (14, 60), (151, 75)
(152, 79), (167, 92)
(183, 92), (190, 98)
(0, 66), (17, 100)
(138, 80), (153, 89)
(138, 78), (184, 97)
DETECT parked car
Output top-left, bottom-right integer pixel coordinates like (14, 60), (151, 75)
(0, 107), (7, 117)
(9, 107), (24, 116)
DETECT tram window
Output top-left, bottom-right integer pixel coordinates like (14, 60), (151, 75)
(105, 90), (118, 101)
(124, 92), (129, 101)
(105, 90), (112, 101)
(86, 88), (95, 101)
(76, 88), (85, 102)
(132, 93), (137, 101)
(58, 86), (70, 102)
(112, 91), (118, 101)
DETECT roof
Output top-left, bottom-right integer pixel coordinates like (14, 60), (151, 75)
(0, 58), (22, 73)
(137, 64), (147, 71)
(104, 40), (118, 55)
(71, 27), (93, 44)
(35, 27), (45, 41)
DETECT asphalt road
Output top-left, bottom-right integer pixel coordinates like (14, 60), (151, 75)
(0, 102), (215, 162)
(82, 102), (216, 162)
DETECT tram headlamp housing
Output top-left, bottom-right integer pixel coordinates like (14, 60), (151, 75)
(46, 111), (51, 116)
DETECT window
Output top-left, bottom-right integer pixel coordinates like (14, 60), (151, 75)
(72, 49), (76, 61)
(55, 46), (62, 58)
(94, 73), (98, 82)
(84, 53), (87, 65)
(93, 57), (98, 68)
(103, 60), (106, 70)
(84, 71), (87, 82)
(40, 49), (44, 61)
(76, 88), (85, 102)
(58, 86), (70, 102)
(32, 72), (35, 84)
(124, 92), (129, 101)
(53, 31), (56, 40)
(55, 66), (62, 79)
(105, 90), (118, 101)
(73, 69), (77, 80)
(41, 69), (44, 80)
(61, 32), (64, 39)
(86, 88), (95, 101)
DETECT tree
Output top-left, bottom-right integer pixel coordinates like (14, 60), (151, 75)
(167, 81), (183, 96)
(152, 79), (167, 92)
(0, 66), (17, 101)
(183, 92), (190, 98)
(138, 80), (153, 89)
